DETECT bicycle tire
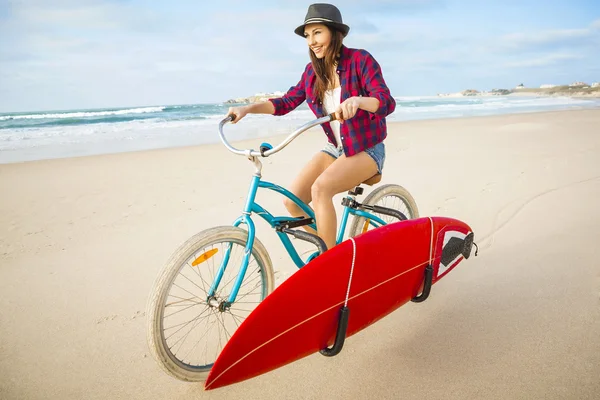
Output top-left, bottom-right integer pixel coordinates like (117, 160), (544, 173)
(146, 226), (274, 382)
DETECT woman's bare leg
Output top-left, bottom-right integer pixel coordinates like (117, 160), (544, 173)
(311, 152), (379, 250)
(283, 151), (336, 234)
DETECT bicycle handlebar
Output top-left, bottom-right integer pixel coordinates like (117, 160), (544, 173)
(218, 113), (337, 157)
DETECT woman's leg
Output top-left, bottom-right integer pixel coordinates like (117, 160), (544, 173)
(283, 151), (336, 234)
(311, 151), (379, 250)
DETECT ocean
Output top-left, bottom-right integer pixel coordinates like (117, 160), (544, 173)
(1, 96), (599, 163)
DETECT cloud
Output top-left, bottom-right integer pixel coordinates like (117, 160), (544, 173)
(500, 29), (592, 49)
(497, 19), (600, 53)
(503, 53), (584, 68)
(350, 19), (380, 34)
(342, 0), (446, 13)
(6, 1), (142, 31)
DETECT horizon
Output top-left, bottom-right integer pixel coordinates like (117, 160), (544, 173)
(1, 0), (599, 113)
(1, 83), (599, 115)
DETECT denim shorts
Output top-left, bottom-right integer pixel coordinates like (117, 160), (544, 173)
(321, 141), (386, 174)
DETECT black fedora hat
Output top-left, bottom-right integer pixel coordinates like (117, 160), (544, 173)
(294, 3), (350, 38)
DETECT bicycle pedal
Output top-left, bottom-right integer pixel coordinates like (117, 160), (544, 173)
(347, 186), (364, 196)
(275, 217), (314, 230)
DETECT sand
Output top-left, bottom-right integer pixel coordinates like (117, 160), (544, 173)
(1, 109), (599, 400)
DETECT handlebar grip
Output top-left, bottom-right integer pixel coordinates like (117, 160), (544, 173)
(227, 114), (236, 122)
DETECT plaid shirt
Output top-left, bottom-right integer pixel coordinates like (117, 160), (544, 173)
(269, 45), (396, 157)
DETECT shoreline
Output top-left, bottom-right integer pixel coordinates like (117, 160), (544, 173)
(2, 106), (600, 166)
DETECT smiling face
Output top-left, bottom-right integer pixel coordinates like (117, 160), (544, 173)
(304, 23), (332, 59)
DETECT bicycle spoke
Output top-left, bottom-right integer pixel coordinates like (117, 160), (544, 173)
(164, 300), (205, 319)
(165, 295), (205, 307)
(216, 312), (233, 343)
(233, 280), (262, 303)
(192, 312), (220, 366)
(228, 308), (253, 317)
(176, 270), (210, 299)
(226, 310), (252, 322)
(185, 310), (217, 367)
(164, 311), (212, 333)
(187, 247), (211, 296)
(215, 255), (254, 296)
(209, 243), (241, 298)
(180, 310), (222, 365)
(216, 315), (224, 363)
(170, 308), (217, 358)
(238, 274), (262, 293)
(171, 281), (206, 306)
(165, 307), (212, 340)
(221, 267), (262, 300)
(217, 255), (257, 290)
(226, 310), (243, 328)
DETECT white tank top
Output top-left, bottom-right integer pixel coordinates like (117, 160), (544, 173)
(323, 86), (342, 149)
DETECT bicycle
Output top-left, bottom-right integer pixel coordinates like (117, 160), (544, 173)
(146, 113), (419, 382)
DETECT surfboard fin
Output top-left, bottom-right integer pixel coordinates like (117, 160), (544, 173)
(319, 306), (350, 357)
(411, 264), (433, 303)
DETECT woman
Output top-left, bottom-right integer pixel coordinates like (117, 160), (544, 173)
(227, 3), (396, 251)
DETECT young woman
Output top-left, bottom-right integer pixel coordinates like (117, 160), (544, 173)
(227, 3), (396, 251)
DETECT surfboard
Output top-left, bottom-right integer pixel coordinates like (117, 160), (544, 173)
(204, 216), (475, 390)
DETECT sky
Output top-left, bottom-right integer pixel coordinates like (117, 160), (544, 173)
(0, 0), (599, 112)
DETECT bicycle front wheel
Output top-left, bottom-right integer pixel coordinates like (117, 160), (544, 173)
(146, 226), (274, 382)
(348, 184), (419, 238)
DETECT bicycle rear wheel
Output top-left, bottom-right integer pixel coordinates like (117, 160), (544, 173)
(146, 226), (274, 382)
(348, 184), (419, 238)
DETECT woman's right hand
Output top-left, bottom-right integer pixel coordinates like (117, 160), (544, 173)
(227, 106), (248, 124)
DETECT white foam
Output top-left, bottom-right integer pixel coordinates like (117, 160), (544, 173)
(388, 96), (597, 120)
(0, 106), (166, 121)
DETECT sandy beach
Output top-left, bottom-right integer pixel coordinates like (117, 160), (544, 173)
(1, 109), (599, 400)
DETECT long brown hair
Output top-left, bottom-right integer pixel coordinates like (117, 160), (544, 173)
(309, 26), (344, 104)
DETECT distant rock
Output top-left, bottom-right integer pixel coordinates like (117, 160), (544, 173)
(438, 88), (510, 97)
(570, 81), (589, 87)
(461, 89), (480, 96)
(224, 91), (284, 104)
(437, 81), (600, 97)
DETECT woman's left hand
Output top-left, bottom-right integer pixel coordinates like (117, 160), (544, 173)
(335, 96), (361, 123)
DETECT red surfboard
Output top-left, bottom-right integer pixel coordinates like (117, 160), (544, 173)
(204, 216), (475, 390)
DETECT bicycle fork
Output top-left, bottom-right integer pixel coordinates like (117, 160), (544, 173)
(208, 165), (262, 307)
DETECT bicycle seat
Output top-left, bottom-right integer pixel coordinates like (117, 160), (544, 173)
(362, 173), (382, 186)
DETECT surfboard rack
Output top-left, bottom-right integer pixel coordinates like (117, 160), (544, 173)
(277, 227), (328, 255)
(411, 264), (433, 303)
(319, 306), (350, 357)
(342, 198), (408, 221)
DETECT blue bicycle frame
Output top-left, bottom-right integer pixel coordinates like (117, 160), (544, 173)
(208, 173), (387, 303)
